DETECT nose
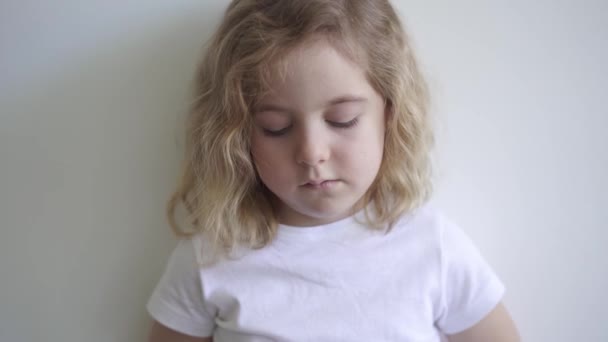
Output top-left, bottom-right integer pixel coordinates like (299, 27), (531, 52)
(295, 128), (330, 166)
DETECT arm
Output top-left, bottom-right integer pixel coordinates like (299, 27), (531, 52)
(146, 238), (216, 341)
(148, 320), (213, 342)
(446, 302), (520, 342)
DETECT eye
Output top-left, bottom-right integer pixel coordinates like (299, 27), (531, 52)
(262, 126), (291, 137)
(328, 117), (359, 129)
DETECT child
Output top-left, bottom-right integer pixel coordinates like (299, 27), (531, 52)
(147, 0), (520, 341)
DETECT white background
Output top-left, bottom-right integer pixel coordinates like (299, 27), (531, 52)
(1, 1), (606, 341)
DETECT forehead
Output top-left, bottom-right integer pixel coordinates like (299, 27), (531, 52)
(257, 39), (377, 111)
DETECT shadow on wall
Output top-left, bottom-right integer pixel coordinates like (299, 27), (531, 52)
(0, 3), (225, 342)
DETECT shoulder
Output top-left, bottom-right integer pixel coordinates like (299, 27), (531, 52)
(158, 237), (200, 278)
(392, 203), (475, 251)
(146, 236), (217, 337)
(395, 203), (500, 280)
(390, 202), (448, 242)
(405, 205), (508, 336)
(148, 237), (205, 304)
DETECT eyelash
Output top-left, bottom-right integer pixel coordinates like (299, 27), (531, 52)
(262, 118), (360, 137)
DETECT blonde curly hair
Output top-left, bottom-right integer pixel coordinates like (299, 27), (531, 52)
(167, 0), (434, 256)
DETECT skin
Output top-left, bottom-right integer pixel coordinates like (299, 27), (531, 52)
(148, 39), (520, 342)
(250, 38), (386, 227)
(446, 303), (521, 342)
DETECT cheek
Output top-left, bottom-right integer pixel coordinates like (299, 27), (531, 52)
(250, 136), (290, 182)
(345, 141), (383, 166)
(251, 140), (273, 172)
(347, 118), (384, 153)
(338, 129), (385, 176)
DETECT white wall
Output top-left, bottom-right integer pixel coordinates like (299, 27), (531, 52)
(1, 1), (606, 341)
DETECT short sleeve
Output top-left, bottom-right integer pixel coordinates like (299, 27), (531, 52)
(146, 238), (216, 337)
(434, 216), (506, 335)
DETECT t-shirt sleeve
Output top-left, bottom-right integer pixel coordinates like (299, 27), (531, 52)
(146, 237), (216, 337)
(434, 215), (506, 335)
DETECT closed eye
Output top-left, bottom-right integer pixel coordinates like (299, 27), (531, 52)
(261, 117), (359, 137)
(262, 126), (291, 137)
(328, 117), (359, 128)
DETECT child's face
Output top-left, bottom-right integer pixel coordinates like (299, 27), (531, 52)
(251, 39), (386, 227)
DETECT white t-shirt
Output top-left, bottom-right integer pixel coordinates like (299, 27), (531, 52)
(146, 204), (505, 341)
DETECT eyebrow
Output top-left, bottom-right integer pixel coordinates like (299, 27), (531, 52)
(255, 95), (368, 114)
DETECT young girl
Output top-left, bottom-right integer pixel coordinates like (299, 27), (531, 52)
(147, 1), (520, 341)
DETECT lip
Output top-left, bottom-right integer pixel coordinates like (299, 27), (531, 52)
(301, 179), (339, 189)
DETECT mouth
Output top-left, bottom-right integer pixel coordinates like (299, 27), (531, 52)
(301, 179), (339, 189)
